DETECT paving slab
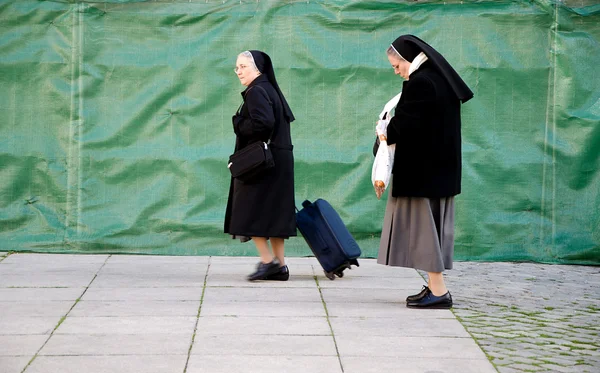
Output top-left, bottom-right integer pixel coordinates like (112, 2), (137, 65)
(0, 335), (48, 356)
(106, 255), (209, 265)
(69, 300), (200, 317)
(186, 355), (342, 373)
(0, 357), (31, 373)
(338, 260), (424, 278)
(202, 286), (323, 303)
(0, 254), (108, 266)
(0, 288), (84, 301)
(0, 301), (76, 317)
(39, 334), (192, 355)
(342, 357), (499, 373)
(195, 315), (331, 335)
(0, 262), (104, 273)
(207, 261), (316, 276)
(80, 286), (204, 301)
(55, 316), (197, 335)
(89, 272), (207, 288)
(209, 256), (311, 264)
(200, 300), (327, 317)
(336, 335), (489, 359)
(320, 287), (424, 303)
(330, 316), (471, 337)
(25, 355), (188, 373)
(0, 272), (95, 288)
(99, 262), (209, 275)
(206, 273), (317, 288)
(326, 301), (454, 318)
(191, 334), (337, 356)
(318, 274), (425, 289)
(0, 316), (59, 335)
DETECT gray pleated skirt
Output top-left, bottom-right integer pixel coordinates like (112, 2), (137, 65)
(377, 180), (455, 273)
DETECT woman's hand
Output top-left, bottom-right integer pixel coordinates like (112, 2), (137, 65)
(376, 118), (389, 139)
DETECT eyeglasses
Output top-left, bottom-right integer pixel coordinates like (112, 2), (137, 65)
(234, 65), (248, 73)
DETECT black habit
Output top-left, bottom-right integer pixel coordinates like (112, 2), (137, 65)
(386, 61), (462, 198)
(224, 74), (296, 239)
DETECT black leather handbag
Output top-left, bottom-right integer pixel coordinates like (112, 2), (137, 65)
(228, 85), (275, 182)
(228, 140), (274, 182)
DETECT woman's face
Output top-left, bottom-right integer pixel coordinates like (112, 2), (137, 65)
(235, 55), (260, 86)
(387, 54), (411, 80)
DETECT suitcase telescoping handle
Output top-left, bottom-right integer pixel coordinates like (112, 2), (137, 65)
(295, 200), (312, 213)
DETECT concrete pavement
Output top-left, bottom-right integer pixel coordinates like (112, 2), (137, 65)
(1, 252), (597, 372)
(0, 252), (495, 373)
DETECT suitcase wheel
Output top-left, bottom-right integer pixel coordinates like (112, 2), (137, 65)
(324, 263), (355, 280)
(324, 270), (336, 281)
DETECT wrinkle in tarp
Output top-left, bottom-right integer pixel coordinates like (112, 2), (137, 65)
(0, 0), (598, 264)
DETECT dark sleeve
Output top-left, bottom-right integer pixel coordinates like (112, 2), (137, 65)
(386, 75), (436, 146)
(373, 136), (380, 157)
(236, 87), (275, 139)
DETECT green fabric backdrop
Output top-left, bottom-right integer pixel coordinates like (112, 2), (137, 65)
(1, 0), (599, 264)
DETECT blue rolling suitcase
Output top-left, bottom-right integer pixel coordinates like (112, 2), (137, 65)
(296, 199), (361, 280)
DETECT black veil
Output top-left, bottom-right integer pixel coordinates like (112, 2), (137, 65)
(391, 35), (473, 103)
(249, 50), (295, 122)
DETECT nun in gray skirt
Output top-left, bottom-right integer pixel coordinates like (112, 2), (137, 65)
(375, 35), (473, 309)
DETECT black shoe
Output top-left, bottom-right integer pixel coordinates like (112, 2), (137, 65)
(406, 286), (430, 302)
(247, 260), (281, 281)
(264, 265), (289, 281)
(406, 291), (453, 309)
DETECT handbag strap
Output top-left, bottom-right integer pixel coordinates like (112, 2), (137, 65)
(239, 84), (275, 144)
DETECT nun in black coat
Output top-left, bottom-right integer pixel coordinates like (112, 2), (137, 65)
(375, 35), (473, 309)
(224, 50), (296, 281)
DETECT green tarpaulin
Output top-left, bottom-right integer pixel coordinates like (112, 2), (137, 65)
(1, 0), (599, 264)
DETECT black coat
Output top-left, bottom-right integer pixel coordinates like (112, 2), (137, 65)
(224, 75), (296, 238)
(385, 62), (462, 198)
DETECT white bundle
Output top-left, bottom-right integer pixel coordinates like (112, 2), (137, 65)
(371, 92), (401, 198)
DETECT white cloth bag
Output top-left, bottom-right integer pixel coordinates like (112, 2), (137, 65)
(371, 92), (401, 193)
(371, 53), (428, 197)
